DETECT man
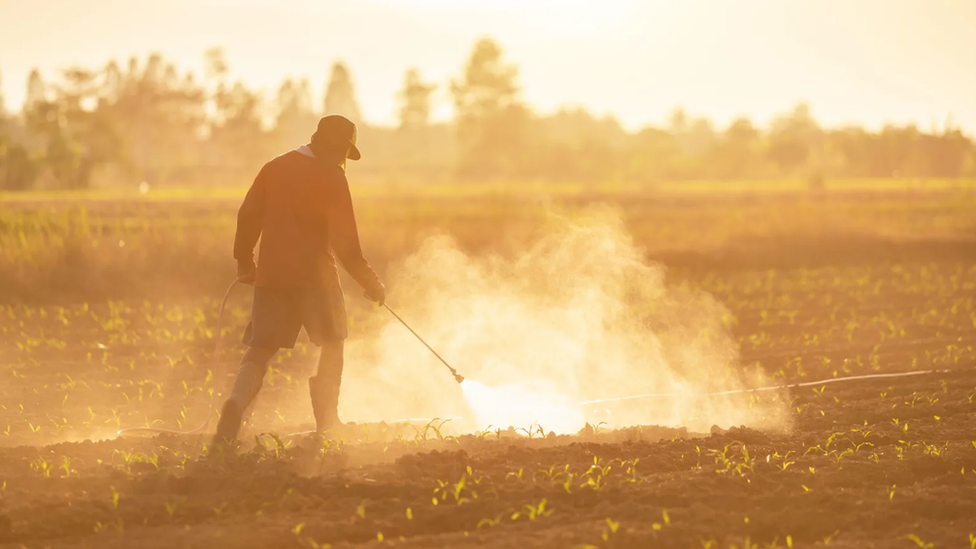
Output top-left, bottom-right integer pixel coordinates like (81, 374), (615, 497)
(214, 114), (385, 446)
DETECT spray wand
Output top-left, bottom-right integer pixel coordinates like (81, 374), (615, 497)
(383, 303), (465, 384)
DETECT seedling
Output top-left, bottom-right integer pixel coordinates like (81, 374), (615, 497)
(906, 534), (934, 548)
(922, 442), (947, 457)
(30, 457), (52, 477)
(164, 496), (184, 520)
(60, 456), (77, 477)
(513, 498), (552, 521)
(476, 513), (505, 530)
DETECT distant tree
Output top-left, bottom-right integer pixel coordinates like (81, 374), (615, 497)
(767, 102), (821, 176)
(54, 67), (104, 188)
(712, 117), (762, 179)
(324, 62), (362, 123)
(96, 53), (205, 185)
(0, 67), (7, 151)
(211, 80), (266, 171)
(203, 48), (230, 130)
(925, 125), (970, 178)
(0, 68), (12, 188)
(450, 37), (528, 178)
(0, 138), (38, 191)
(685, 117), (717, 160)
(274, 77), (316, 148)
(101, 61), (122, 104)
(397, 68), (436, 132)
(0, 66), (5, 117)
(204, 47), (229, 81)
(21, 69), (65, 187)
(2, 47), (974, 190)
(625, 126), (683, 182)
(668, 107), (688, 135)
(527, 108), (626, 182)
(663, 108), (719, 176)
(23, 69), (49, 122)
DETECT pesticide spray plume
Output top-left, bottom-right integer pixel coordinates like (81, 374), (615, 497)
(332, 205), (792, 435)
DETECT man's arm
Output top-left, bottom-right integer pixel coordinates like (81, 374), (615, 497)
(327, 172), (384, 301)
(233, 164), (270, 282)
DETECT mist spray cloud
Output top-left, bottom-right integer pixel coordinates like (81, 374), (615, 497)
(336, 205), (788, 434)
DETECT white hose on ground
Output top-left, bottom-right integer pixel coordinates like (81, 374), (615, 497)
(579, 368), (960, 406)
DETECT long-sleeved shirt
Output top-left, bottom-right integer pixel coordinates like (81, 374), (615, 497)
(233, 145), (382, 292)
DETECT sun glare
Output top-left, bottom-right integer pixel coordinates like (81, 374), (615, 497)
(460, 380), (585, 435)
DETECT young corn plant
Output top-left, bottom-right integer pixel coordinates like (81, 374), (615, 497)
(60, 456), (78, 477)
(511, 499), (553, 521)
(30, 456), (52, 477)
(922, 442), (948, 457)
(476, 513), (505, 530)
(432, 469), (479, 506)
(580, 457), (612, 491)
(906, 534), (934, 548)
(619, 458), (643, 485)
(164, 496), (185, 521)
(601, 518), (620, 542)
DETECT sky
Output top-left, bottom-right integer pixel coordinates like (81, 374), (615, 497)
(1, 0), (974, 133)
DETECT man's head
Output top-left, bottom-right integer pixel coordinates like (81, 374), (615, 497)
(310, 114), (361, 161)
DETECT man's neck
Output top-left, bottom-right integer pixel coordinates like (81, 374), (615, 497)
(304, 143), (347, 172)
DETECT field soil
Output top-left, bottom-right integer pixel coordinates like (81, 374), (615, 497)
(1, 190), (975, 548)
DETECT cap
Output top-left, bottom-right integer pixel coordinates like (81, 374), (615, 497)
(313, 114), (361, 161)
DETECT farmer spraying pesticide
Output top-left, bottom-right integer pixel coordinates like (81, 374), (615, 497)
(214, 114), (386, 446)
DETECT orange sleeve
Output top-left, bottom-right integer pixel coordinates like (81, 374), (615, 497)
(327, 172), (382, 292)
(233, 163), (270, 263)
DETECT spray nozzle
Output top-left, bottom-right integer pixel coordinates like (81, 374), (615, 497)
(454, 372), (465, 384)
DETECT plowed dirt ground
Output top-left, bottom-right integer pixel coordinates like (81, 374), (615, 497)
(1, 193), (975, 548)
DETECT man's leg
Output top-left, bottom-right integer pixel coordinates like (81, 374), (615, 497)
(214, 346), (277, 444)
(309, 339), (345, 433)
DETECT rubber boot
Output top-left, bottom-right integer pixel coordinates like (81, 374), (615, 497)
(211, 347), (276, 449)
(213, 399), (243, 448)
(309, 375), (344, 435)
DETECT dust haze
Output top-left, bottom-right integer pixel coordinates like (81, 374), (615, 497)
(330, 205), (789, 434)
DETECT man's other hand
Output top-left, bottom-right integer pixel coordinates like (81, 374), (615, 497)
(237, 260), (256, 285)
(364, 282), (386, 306)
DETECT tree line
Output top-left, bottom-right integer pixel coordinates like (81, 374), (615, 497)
(0, 37), (973, 190)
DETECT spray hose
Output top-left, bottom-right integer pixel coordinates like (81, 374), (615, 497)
(116, 277), (241, 436)
(579, 368), (962, 406)
(383, 303), (465, 384)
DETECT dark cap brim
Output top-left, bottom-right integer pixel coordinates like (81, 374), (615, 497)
(348, 144), (361, 161)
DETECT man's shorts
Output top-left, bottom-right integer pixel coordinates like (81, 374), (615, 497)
(242, 285), (348, 349)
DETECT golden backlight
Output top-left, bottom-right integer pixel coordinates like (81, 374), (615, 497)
(1, 2), (975, 546)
